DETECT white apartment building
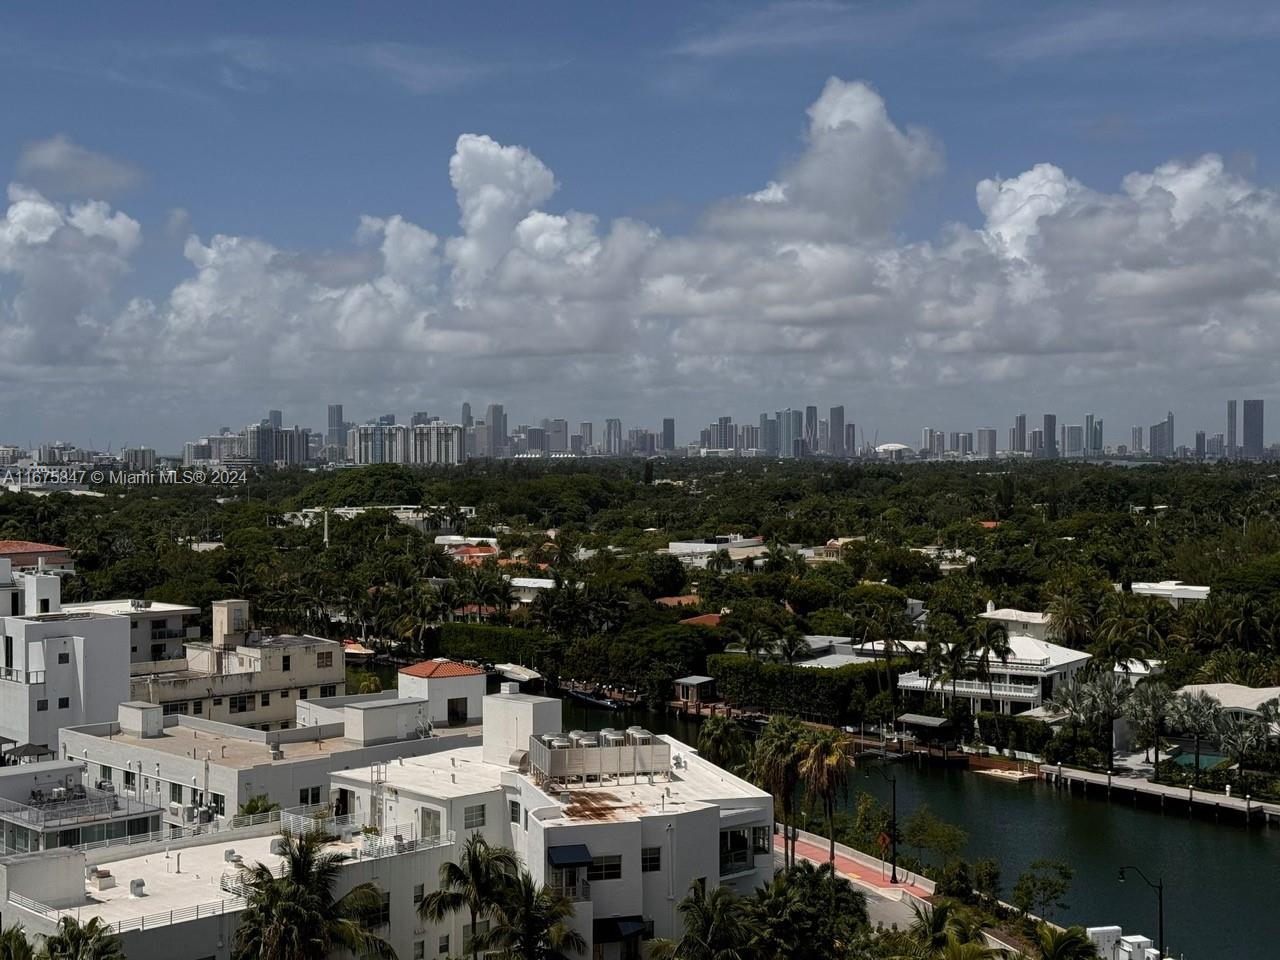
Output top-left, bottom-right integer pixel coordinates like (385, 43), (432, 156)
(508, 577), (556, 604)
(0, 572), (130, 754)
(1, 687), (773, 960)
(897, 633), (1092, 715)
(61, 598), (200, 665)
(129, 600), (346, 730)
(60, 696), (475, 831)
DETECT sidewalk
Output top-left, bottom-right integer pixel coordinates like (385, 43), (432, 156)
(775, 834), (932, 900)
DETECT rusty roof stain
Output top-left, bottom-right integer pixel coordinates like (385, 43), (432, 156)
(559, 790), (645, 822)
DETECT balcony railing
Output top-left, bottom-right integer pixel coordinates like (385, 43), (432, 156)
(550, 877), (591, 902)
(897, 673), (1041, 701)
(0, 667), (44, 685)
(719, 849), (752, 876)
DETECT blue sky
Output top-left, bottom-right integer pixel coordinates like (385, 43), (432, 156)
(3, 1), (1280, 449)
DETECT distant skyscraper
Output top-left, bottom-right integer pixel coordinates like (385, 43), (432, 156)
(1148, 411), (1175, 458)
(548, 419), (569, 453)
(977, 428), (997, 458)
(268, 409), (282, 429)
(1029, 428), (1044, 455)
(1243, 399), (1264, 459)
(461, 402), (473, 428)
(804, 406), (818, 451)
(1065, 425), (1084, 457)
(778, 409), (803, 459)
(844, 423), (857, 456)
(829, 406), (845, 457)
(604, 418), (623, 455)
(1195, 431), (1206, 460)
(1227, 400), (1237, 458)
(1042, 414), (1058, 458)
(1131, 425), (1144, 454)
(1014, 413), (1027, 453)
(579, 421), (594, 449)
(759, 414), (779, 456)
(485, 403), (506, 457)
(662, 418), (675, 452)
(326, 404), (344, 448)
(411, 411), (431, 426)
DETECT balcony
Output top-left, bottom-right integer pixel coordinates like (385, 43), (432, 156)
(719, 848), (753, 876)
(897, 672), (1041, 702)
(0, 667), (45, 685)
(550, 877), (591, 902)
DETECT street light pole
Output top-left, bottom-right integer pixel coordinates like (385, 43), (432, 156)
(864, 760), (899, 884)
(1118, 865), (1164, 958)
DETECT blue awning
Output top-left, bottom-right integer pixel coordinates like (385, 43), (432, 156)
(593, 916), (647, 942)
(547, 843), (593, 868)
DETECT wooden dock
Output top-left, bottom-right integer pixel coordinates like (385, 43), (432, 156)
(1040, 764), (1280, 825)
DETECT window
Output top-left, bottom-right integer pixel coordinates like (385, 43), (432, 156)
(261, 692), (270, 707)
(170, 783), (183, 804)
(587, 855), (622, 882)
(212, 697), (223, 706)
(36, 700), (48, 712)
(413, 943), (425, 960)
(279, 689), (290, 698)
(371, 890), (390, 927)
(316, 651), (334, 669)
(438, 935), (450, 956)
(299, 786), (322, 806)
(752, 826), (771, 855)
(57, 697), (70, 709)
(57, 652), (69, 664)
(130, 620), (138, 629)
(464, 804), (486, 829)
(99, 764), (113, 782)
(641, 847), (661, 872)
(193, 699), (203, 716)
(282, 655), (291, 671)
(509, 800), (521, 823)
(463, 922), (489, 955)
(297, 688), (308, 700)
(319, 684), (336, 698)
(162, 701), (189, 716)
(123, 771), (136, 791)
(210, 792), (225, 816)
(229, 694), (254, 714)
(413, 883), (425, 906)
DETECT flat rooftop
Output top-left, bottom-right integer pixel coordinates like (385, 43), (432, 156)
(333, 745), (505, 799)
(536, 736), (770, 825)
(69, 722), (480, 770)
(63, 600), (199, 617)
(55, 832), (362, 926)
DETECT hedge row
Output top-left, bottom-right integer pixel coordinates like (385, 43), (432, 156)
(438, 622), (556, 666)
(975, 712), (1054, 755)
(707, 653), (895, 723)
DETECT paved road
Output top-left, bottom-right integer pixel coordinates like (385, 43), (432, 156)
(774, 836), (924, 932)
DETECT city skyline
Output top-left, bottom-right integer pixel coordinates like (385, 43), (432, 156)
(4, 3), (1280, 447)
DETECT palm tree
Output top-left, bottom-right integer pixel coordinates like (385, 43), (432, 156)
(420, 833), (519, 960)
(969, 621), (1011, 714)
(1173, 689), (1222, 784)
(775, 627), (808, 665)
(1215, 712), (1267, 772)
(237, 794), (281, 818)
(750, 717), (805, 869)
(908, 901), (967, 954)
(797, 728), (857, 864)
(1084, 672), (1131, 765)
(1046, 589), (1093, 650)
(1033, 922), (1099, 960)
(477, 870), (586, 960)
(234, 831), (393, 960)
(697, 715), (749, 772)
(735, 622), (775, 662)
(937, 937), (997, 960)
(38, 917), (122, 960)
(649, 882), (752, 960)
(0, 924), (34, 960)
(1122, 681), (1173, 778)
(1045, 678), (1091, 760)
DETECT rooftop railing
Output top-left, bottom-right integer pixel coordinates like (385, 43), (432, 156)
(0, 787), (161, 828)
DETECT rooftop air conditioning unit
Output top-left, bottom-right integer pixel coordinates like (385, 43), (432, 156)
(223, 848), (237, 862)
(96, 780), (115, 792)
(168, 801), (183, 817)
(183, 805), (198, 822)
(269, 837), (288, 855)
(129, 878), (146, 897)
(50, 787), (68, 801)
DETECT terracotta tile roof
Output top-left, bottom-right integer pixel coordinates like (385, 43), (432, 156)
(0, 540), (68, 555)
(399, 658), (486, 679)
(976, 521), (1001, 529)
(656, 595), (700, 607)
(679, 613), (722, 627)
